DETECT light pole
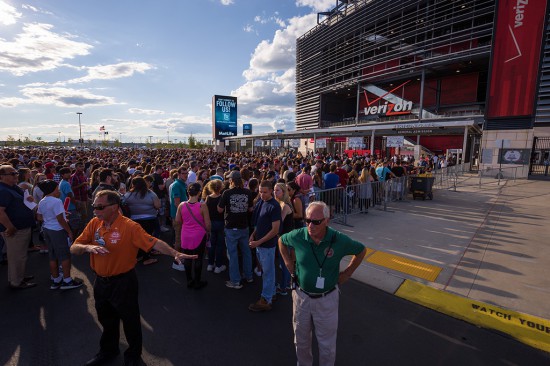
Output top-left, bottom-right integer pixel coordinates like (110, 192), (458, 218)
(77, 112), (83, 147)
(58, 132), (61, 144)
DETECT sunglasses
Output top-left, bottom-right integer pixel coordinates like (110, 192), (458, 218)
(1, 172), (18, 176)
(305, 218), (325, 225)
(92, 203), (117, 210)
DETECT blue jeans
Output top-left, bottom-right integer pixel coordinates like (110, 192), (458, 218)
(256, 247), (276, 303)
(276, 247), (291, 289)
(225, 228), (252, 284)
(208, 221), (226, 267)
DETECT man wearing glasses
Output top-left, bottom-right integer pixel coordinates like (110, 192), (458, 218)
(71, 190), (197, 366)
(169, 166), (188, 271)
(0, 165), (37, 289)
(279, 201), (366, 366)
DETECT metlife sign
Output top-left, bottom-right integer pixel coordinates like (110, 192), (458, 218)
(212, 95), (237, 140)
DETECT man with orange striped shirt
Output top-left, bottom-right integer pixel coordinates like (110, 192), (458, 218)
(71, 190), (196, 366)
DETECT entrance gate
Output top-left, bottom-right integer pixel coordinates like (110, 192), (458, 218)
(529, 137), (550, 179)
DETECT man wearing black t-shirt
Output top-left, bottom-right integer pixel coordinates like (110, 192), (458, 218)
(217, 171), (254, 289)
(248, 180), (281, 311)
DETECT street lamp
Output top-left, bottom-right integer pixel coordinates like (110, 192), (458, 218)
(77, 112), (83, 147)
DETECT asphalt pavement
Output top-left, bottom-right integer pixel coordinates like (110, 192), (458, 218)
(1, 247), (549, 366)
(1, 177), (549, 365)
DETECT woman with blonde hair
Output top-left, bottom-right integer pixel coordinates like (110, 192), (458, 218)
(358, 166), (373, 213)
(32, 173), (48, 203)
(274, 182), (294, 295)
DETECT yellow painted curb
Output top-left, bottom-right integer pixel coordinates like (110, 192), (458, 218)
(395, 280), (550, 353)
(366, 251), (442, 282)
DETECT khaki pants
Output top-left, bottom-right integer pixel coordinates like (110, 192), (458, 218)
(3, 228), (31, 287)
(292, 287), (339, 366)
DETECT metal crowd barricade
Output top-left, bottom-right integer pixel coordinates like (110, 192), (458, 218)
(311, 186), (347, 225)
(478, 166), (519, 187)
(312, 178), (404, 226)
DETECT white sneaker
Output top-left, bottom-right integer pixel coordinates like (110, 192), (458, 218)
(214, 265), (227, 274)
(207, 264), (215, 272)
(254, 267), (262, 277)
(172, 261), (185, 271)
(160, 225), (171, 232)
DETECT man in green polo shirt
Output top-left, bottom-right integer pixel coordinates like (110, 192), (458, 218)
(279, 201), (366, 366)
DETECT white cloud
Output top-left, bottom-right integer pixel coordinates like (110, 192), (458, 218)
(0, 23), (92, 76)
(295, 0), (334, 12)
(243, 24), (255, 33)
(231, 13), (318, 128)
(243, 14), (316, 80)
(61, 62), (154, 85)
(21, 4), (37, 12)
(21, 4), (53, 15)
(0, 87), (119, 107)
(0, 1), (21, 25)
(220, 0), (234, 5)
(128, 108), (165, 115)
(253, 14), (286, 28)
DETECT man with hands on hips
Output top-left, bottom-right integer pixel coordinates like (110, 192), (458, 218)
(70, 190), (197, 366)
(279, 200), (366, 366)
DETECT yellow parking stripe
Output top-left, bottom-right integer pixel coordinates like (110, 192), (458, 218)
(366, 251), (442, 282)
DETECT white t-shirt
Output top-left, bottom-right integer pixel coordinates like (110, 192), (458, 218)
(187, 170), (197, 183)
(37, 196), (66, 231)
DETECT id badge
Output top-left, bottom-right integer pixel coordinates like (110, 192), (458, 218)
(316, 276), (325, 289)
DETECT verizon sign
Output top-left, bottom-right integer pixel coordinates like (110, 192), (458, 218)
(362, 80), (413, 117)
(486, 0), (548, 119)
(364, 100), (413, 116)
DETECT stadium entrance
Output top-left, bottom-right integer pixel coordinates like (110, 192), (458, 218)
(529, 137), (550, 180)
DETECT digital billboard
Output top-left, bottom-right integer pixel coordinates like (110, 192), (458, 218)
(243, 124), (252, 135)
(212, 95), (237, 140)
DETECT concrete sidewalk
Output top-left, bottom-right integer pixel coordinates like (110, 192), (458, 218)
(339, 179), (550, 351)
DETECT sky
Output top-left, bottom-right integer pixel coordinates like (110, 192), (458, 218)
(0, 0), (335, 144)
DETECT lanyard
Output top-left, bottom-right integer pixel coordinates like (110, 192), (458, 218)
(309, 234), (334, 274)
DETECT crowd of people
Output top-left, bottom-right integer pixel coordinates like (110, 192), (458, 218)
(1, 145), (452, 365)
(0, 146), (456, 285)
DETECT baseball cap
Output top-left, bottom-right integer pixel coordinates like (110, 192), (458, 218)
(228, 171), (242, 180)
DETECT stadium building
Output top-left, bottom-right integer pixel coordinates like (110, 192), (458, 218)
(226, 0), (550, 179)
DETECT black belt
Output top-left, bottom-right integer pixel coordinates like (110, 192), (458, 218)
(298, 286), (337, 299)
(94, 269), (133, 282)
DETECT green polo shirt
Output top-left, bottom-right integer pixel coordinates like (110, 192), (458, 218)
(281, 227), (364, 293)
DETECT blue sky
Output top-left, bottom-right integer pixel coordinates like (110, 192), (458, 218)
(0, 0), (334, 143)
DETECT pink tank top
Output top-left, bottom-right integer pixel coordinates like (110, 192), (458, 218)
(180, 202), (207, 250)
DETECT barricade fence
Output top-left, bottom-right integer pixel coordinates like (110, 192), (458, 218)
(310, 177), (408, 226)
(309, 164), (520, 226)
(477, 166), (519, 187)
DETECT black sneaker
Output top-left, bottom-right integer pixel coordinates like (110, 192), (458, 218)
(50, 280), (62, 290)
(60, 278), (83, 290)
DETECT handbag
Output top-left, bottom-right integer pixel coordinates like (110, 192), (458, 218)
(184, 202), (211, 247)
